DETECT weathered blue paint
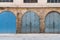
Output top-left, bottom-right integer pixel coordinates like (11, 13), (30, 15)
(0, 11), (16, 33)
(21, 11), (40, 33)
(45, 12), (60, 33)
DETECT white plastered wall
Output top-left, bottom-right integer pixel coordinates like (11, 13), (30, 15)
(0, 0), (60, 7)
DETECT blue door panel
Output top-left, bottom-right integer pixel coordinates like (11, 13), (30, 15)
(21, 11), (40, 33)
(0, 11), (16, 33)
(30, 12), (40, 33)
(45, 12), (60, 33)
(21, 13), (31, 33)
(45, 13), (54, 32)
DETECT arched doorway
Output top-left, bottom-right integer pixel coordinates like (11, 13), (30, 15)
(45, 11), (60, 33)
(0, 11), (16, 33)
(21, 11), (40, 33)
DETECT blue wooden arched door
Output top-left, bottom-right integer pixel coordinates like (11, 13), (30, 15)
(45, 12), (60, 33)
(21, 11), (40, 33)
(0, 11), (16, 33)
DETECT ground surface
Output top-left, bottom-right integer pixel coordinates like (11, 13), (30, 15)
(0, 34), (60, 40)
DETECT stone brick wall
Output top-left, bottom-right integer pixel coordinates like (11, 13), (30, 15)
(0, 7), (60, 33)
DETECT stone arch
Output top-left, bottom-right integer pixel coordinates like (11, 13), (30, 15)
(21, 11), (40, 33)
(45, 11), (60, 33)
(0, 11), (16, 33)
